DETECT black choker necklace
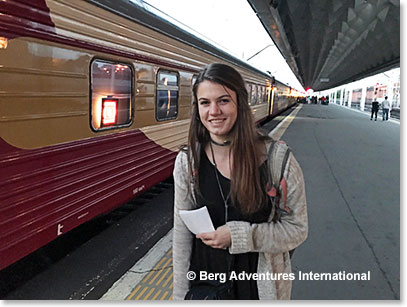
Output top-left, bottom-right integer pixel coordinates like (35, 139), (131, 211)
(210, 138), (231, 146)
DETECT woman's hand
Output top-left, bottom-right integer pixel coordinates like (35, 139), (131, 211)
(196, 225), (231, 249)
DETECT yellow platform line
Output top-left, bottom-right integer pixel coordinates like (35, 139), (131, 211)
(135, 286), (149, 300)
(126, 247), (174, 301)
(126, 285), (141, 300)
(141, 256), (168, 284)
(269, 104), (303, 140)
(161, 291), (169, 300)
(151, 289), (162, 300)
(162, 271), (173, 288)
(143, 288), (156, 300)
(156, 266), (172, 286)
(149, 257), (172, 285)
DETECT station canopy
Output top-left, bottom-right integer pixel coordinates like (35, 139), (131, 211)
(247, 0), (400, 91)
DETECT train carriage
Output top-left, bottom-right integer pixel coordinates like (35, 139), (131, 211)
(0, 0), (298, 270)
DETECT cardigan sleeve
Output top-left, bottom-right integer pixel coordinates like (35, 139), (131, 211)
(226, 152), (308, 254)
(172, 151), (195, 300)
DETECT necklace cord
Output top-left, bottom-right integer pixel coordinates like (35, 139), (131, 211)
(209, 142), (230, 223)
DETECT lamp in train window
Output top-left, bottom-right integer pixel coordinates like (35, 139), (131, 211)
(101, 97), (118, 127)
(0, 37), (8, 49)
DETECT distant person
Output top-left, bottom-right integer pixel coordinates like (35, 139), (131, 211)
(371, 99), (379, 121)
(382, 96), (390, 121)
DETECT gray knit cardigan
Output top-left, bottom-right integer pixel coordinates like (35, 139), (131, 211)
(172, 147), (308, 300)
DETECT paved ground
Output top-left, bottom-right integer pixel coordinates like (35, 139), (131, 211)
(284, 104), (400, 299)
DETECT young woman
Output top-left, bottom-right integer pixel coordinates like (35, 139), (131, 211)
(172, 63), (308, 300)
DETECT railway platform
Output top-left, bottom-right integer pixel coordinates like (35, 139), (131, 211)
(101, 103), (400, 300)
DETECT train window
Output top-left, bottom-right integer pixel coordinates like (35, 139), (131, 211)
(246, 84), (251, 105)
(258, 86), (261, 104)
(264, 87), (268, 103)
(90, 60), (133, 131)
(258, 86), (264, 104)
(262, 86), (267, 104)
(250, 84), (257, 106)
(156, 71), (179, 121)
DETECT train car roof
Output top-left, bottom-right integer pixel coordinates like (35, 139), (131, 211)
(86, 0), (277, 83)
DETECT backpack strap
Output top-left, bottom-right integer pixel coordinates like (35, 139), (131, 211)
(266, 139), (292, 221)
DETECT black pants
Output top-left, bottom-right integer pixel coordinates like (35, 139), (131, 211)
(371, 109), (378, 119)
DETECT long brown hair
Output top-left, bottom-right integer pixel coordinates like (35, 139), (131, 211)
(186, 63), (269, 214)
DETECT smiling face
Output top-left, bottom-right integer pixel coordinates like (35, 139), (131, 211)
(196, 80), (238, 143)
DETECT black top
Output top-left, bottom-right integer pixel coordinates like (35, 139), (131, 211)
(188, 149), (271, 299)
(372, 101), (379, 111)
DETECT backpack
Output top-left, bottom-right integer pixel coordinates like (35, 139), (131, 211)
(266, 139), (295, 258)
